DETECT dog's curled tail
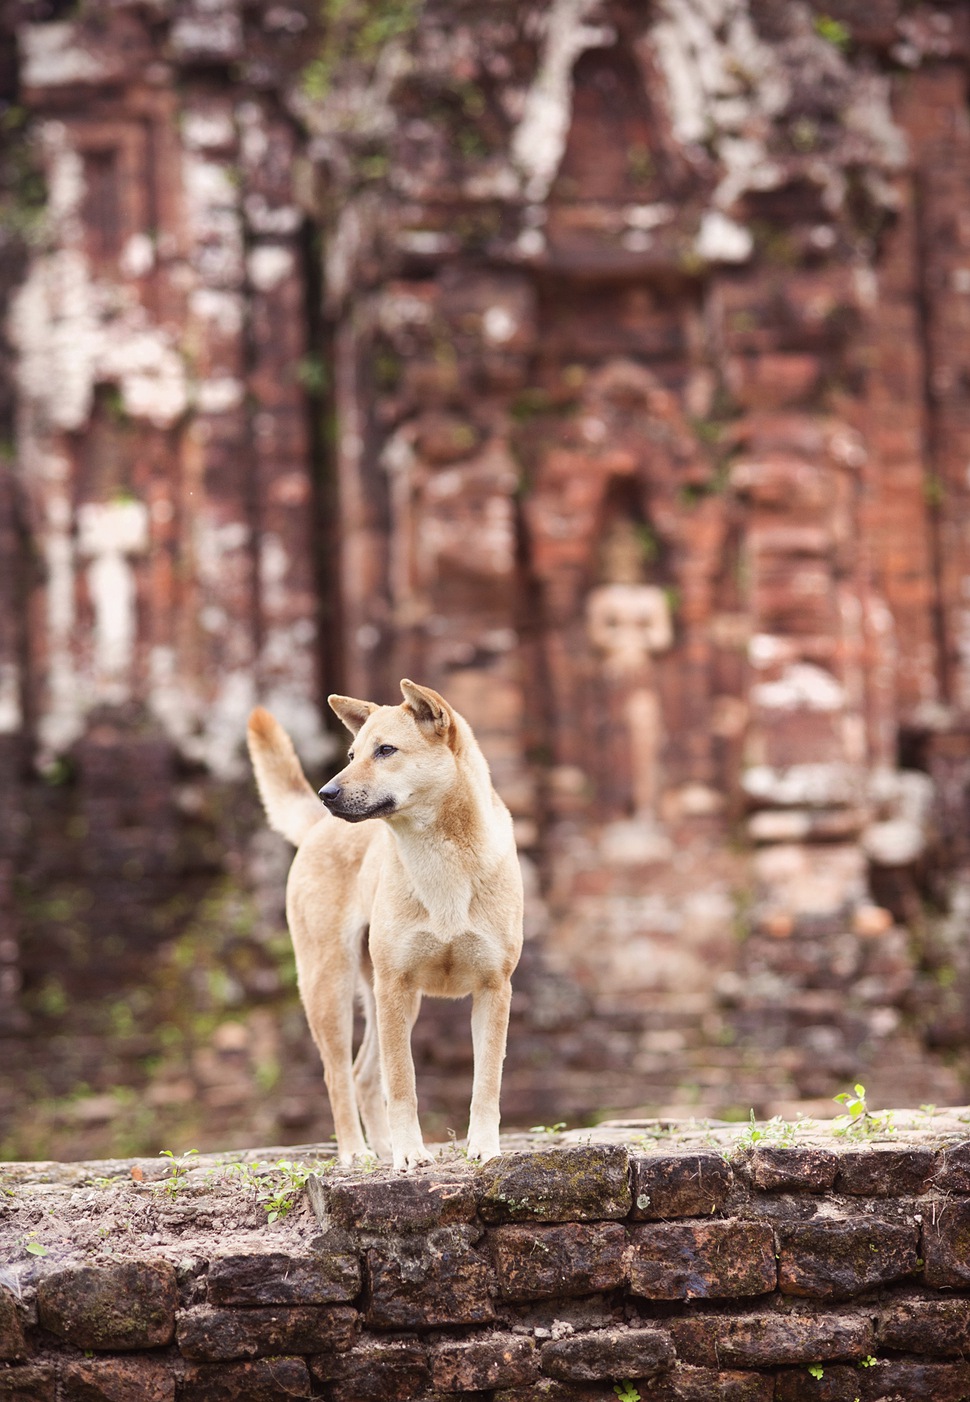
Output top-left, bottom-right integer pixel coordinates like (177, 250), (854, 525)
(246, 707), (324, 847)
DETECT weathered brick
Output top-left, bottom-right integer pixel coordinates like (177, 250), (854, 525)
(490, 1223), (627, 1300)
(834, 1147), (934, 1195)
(776, 1218), (919, 1299)
(628, 1219), (776, 1299)
(37, 1261), (177, 1350)
(0, 1365), (57, 1402)
(431, 1334), (538, 1391)
(310, 1338), (430, 1402)
(180, 1358), (311, 1401)
(494, 1383), (616, 1402)
(929, 1140), (970, 1192)
(539, 1326), (674, 1382)
(744, 1147), (839, 1192)
(922, 1198), (970, 1287)
(630, 1153), (733, 1219)
(669, 1311), (873, 1368)
(317, 1169), (478, 1231)
(644, 1364), (773, 1401)
(60, 1355), (175, 1402)
(478, 1146), (632, 1223)
(877, 1294), (970, 1353)
(0, 1287), (25, 1362)
(206, 1249), (360, 1305)
(774, 1363), (865, 1401)
(365, 1226), (494, 1328)
(856, 1359), (970, 1400)
(175, 1303), (357, 1361)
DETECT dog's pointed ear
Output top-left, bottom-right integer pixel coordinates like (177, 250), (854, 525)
(400, 679), (452, 737)
(328, 694), (378, 736)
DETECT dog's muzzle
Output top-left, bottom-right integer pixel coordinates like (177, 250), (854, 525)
(318, 782), (395, 823)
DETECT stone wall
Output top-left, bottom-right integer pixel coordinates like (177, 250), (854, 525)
(5, 1116), (970, 1398)
(5, 0), (970, 1156)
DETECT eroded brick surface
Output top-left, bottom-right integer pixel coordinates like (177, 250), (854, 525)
(490, 1222), (628, 1300)
(669, 1310), (874, 1368)
(430, 1334), (539, 1391)
(0, 1288), (25, 1363)
(539, 1326), (674, 1382)
(630, 1153), (733, 1219)
(628, 1219), (776, 1300)
(365, 1227), (495, 1329)
(478, 1146), (632, 1223)
(776, 1218), (920, 1299)
(206, 1250), (360, 1306)
(37, 1261), (177, 1350)
(175, 1303), (357, 1362)
(179, 1358), (311, 1402)
(59, 1355), (175, 1402)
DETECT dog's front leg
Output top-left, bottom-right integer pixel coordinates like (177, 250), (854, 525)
(466, 979), (512, 1162)
(375, 977), (433, 1170)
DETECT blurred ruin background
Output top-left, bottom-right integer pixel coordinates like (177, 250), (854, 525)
(3, 0), (970, 1161)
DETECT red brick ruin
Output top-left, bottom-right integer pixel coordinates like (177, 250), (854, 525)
(3, 0), (970, 1157)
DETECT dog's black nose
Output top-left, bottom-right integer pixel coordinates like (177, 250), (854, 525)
(318, 782), (341, 806)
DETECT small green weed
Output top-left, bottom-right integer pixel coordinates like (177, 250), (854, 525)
(614, 1383), (641, 1402)
(529, 1122), (567, 1138)
(831, 1085), (895, 1140)
(732, 1111), (814, 1153)
(24, 1236), (48, 1257)
(222, 1156), (333, 1222)
(157, 1148), (199, 1196)
(808, 1362), (824, 1379)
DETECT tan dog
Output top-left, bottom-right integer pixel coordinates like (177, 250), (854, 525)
(246, 680), (523, 1169)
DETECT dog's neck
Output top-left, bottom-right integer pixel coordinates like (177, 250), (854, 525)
(384, 778), (503, 931)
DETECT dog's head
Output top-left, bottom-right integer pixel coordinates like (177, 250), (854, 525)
(319, 679), (460, 824)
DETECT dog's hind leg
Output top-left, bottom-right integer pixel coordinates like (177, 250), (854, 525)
(354, 976), (391, 1159)
(300, 959), (368, 1163)
(465, 978), (513, 1163)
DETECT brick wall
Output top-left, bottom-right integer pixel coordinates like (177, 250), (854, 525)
(4, 1119), (970, 1399)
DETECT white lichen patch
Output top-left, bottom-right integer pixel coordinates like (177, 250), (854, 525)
(649, 0), (906, 216)
(694, 209), (754, 263)
(76, 500), (149, 702)
(511, 0), (615, 202)
(247, 245), (295, 292)
(18, 21), (110, 88)
(0, 663), (23, 735)
(12, 126), (189, 431)
(751, 663), (845, 712)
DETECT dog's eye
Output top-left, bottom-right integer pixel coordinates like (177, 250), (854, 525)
(347, 749), (355, 761)
(374, 744), (397, 758)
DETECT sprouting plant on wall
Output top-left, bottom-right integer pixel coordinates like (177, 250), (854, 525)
(807, 1362), (824, 1379)
(23, 1235), (49, 1257)
(157, 1148), (199, 1196)
(831, 1085), (895, 1140)
(731, 1110), (814, 1153)
(222, 1156), (334, 1222)
(613, 1383), (641, 1402)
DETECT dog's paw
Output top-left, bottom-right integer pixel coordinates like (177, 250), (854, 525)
(465, 1137), (501, 1163)
(392, 1141), (434, 1172)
